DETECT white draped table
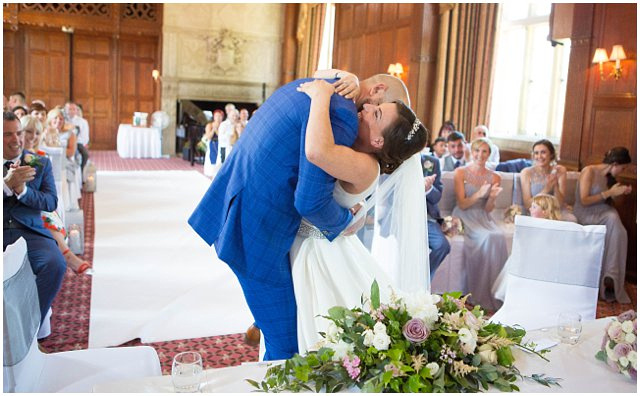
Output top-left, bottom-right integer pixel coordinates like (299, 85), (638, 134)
(93, 317), (636, 393)
(116, 124), (162, 158)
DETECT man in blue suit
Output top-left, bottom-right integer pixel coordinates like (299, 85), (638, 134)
(3, 112), (66, 323)
(189, 74), (411, 359)
(421, 153), (450, 280)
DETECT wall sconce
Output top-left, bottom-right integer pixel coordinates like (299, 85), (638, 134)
(387, 62), (404, 78)
(592, 48), (608, 80)
(152, 69), (162, 82)
(609, 44), (626, 80)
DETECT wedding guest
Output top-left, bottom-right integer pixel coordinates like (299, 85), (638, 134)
(470, 125), (500, 169)
(44, 108), (77, 159)
(452, 137), (507, 310)
(217, 108), (239, 164)
(421, 152), (450, 279)
(3, 94), (8, 111)
(21, 115), (91, 275)
(441, 131), (468, 171)
(529, 193), (561, 221)
(202, 109), (224, 177)
(520, 139), (576, 222)
(240, 108), (250, 127)
(64, 101), (90, 171)
(12, 105), (28, 119)
(431, 137), (447, 159)
(574, 146), (632, 303)
(438, 120), (456, 139)
(8, 91), (27, 110)
(30, 102), (48, 125)
(3, 111), (66, 323)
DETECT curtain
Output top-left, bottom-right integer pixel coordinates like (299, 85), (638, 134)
(430, 3), (499, 141)
(295, 3), (326, 79)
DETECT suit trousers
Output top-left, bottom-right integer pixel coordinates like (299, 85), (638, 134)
(77, 143), (89, 171)
(428, 220), (450, 280)
(4, 228), (67, 324)
(234, 270), (298, 360)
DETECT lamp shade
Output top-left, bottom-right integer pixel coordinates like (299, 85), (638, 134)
(609, 45), (626, 61)
(592, 48), (609, 64)
(387, 63), (397, 74)
(395, 63), (404, 75)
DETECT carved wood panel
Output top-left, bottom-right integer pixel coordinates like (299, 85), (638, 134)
(72, 34), (114, 150)
(24, 28), (70, 109)
(3, 29), (21, 97)
(118, 36), (159, 128)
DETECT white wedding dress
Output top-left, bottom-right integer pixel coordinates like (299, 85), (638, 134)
(290, 173), (393, 355)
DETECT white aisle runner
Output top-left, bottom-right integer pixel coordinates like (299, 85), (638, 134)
(89, 171), (253, 348)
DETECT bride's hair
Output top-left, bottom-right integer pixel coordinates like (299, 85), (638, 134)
(377, 100), (428, 174)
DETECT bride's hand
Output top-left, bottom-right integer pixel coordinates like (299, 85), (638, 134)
(297, 79), (335, 100)
(333, 72), (360, 100)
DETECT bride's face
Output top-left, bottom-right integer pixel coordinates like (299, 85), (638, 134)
(355, 103), (398, 152)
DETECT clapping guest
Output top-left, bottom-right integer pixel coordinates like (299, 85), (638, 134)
(520, 139), (576, 222)
(452, 137), (508, 310)
(202, 109), (224, 177)
(574, 147), (632, 303)
(21, 115), (91, 275)
(470, 125), (500, 169)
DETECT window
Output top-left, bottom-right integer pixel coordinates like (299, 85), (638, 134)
(489, 3), (570, 142)
(317, 3), (336, 70)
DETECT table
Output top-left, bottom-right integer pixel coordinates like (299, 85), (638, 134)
(116, 124), (162, 159)
(93, 317), (637, 393)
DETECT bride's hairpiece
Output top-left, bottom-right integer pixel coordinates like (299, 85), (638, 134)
(406, 118), (421, 141)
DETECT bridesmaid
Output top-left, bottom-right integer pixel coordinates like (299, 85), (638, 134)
(520, 139), (576, 221)
(452, 137), (507, 311)
(574, 147), (632, 303)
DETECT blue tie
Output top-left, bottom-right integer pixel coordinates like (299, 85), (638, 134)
(454, 160), (461, 169)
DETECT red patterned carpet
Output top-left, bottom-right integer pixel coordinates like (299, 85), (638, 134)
(40, 150), (636, 375)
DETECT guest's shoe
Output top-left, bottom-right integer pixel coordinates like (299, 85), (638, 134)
(38, 343), (49, 353)
(62, 248), (91, 275)
(245, 324), (261, 346)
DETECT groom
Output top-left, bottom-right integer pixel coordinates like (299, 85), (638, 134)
(189, 73), (409, 360)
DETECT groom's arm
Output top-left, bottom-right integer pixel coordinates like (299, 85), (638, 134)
(294, 104), (357, 242)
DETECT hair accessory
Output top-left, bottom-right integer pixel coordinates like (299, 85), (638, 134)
(406, 118), (421, 141)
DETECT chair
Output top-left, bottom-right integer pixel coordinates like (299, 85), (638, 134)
(3, 238), (162, 392)
(489, 216), (605, 331)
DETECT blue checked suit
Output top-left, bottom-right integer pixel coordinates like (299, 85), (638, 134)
(189, 79), (358, 359)
(421, 154), (450, 279)
(3, 151), (66, 323)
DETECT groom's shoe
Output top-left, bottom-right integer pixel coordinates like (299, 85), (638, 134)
(244, 324), (261, 346)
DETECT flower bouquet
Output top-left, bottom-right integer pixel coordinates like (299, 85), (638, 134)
(503, 205), (523, 224)
(595, 310), (637, 380)
(249, 281), (554, 393)
(441, 216), (464, 237)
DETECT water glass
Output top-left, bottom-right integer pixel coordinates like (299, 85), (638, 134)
(557, 312), (582, 344)
(172, 351), (205, 393)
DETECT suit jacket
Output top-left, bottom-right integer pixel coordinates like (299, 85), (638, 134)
(188, 78), (358, 286)
(442, 155), (466, 172)
(3, 151), (58, 239)
(421, 154), (443, 220)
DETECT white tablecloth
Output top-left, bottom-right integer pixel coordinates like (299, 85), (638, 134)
(116, 124), (162, 159)
(93, 317), (637, 393)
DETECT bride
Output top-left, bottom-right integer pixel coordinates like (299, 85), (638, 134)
(292, 79), (430, 354)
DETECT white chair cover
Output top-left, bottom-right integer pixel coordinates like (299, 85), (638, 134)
(2, 240), (162, 392)
(490, 215), (605, 330)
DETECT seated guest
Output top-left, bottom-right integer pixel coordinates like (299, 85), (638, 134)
(452, 137), (507, 311)
(8, 91), (27, 110)
(470, 125), (500, 169)
(44, 107), (77, 160)
(30, 102), (48, 125)
(3, 111), (66, 323)
(520, 139), (576, 222)
(64, 101), (90, 171)
(21, 115), (91, 275)
(441, 131), (468, 171)
(421, 151), (450, 280)
(574, 146), (632, 303)
(12, 105), (28, 119)
(430, 136), (448, 159)
(437, 120), (456, 139)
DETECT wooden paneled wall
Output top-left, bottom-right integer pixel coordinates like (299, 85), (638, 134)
(3, 4), (162, 150)
(332, 3), (440, 127)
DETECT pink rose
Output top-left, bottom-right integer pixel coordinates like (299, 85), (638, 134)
(629, 367), (637, 380)
(402, 318), (430, 343)
(617, 310), (637, 322)
(614, 343), (632, 359)
(601, 335), (609, 350)
(607, 358), (620, 372)
(609, 325), (624, 341)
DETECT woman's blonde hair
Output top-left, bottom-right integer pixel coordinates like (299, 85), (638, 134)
(532, 194), (561, 221)
(20, 115), (44, 150)
(46, 107), (64, 126)
(470, 137), (493, 154)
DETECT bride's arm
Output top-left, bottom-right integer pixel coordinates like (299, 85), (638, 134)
(297, 79), (377, 192)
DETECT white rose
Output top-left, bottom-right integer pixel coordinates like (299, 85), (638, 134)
(619, 356), (630, 368)
(372, 331), (391, 351)
(621, 320), (634, 333)
(326, 322), (343, 343)
(458, 328), (477, 355)
(625, 332), (636, 344)
(330, 340), (354, 361)
(426, 362), (439, 376)
(628, 351), (637, 369)
(373, 321), (387, 335)
(478, 349), (498, 364)
(362, 329), (375, 347)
